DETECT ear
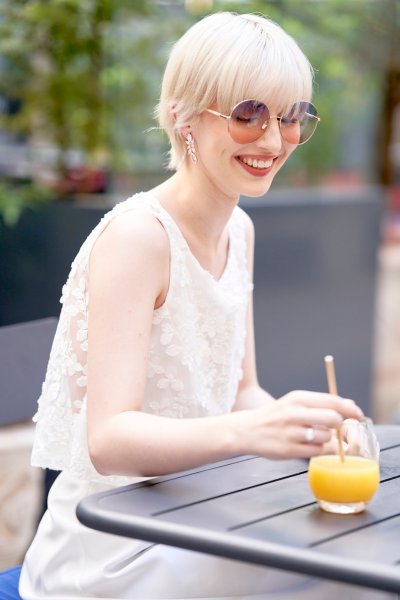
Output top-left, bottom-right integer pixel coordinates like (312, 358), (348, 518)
(170, 104), (192, 137)
(181, 125), (192, 138)
(170, 103), (177, 123)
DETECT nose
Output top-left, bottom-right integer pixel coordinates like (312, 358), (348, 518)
(257, 117), (283, 153)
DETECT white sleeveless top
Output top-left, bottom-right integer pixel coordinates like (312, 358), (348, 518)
(31, 192), (252, 486)
(23, 193), (366, 599)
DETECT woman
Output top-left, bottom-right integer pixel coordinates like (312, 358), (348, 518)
(20, 11), (368, 600)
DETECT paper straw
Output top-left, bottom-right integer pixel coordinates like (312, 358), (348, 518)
(324, 355), (345, 462)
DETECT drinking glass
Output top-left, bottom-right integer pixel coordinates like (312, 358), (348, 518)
(308, 418), (380, 514)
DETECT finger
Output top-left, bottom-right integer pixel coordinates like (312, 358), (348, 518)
(284, 425), (330, 446)
(290, 406), (346, 429)
(341, 419), (363, 454)
(285, 391), (364, 419)
(296, 426), (332, 446)
(322, 434), (349, 455)
(284, 442), (326, 460)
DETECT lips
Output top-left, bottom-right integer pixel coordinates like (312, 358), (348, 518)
(236, 155), (275, 177)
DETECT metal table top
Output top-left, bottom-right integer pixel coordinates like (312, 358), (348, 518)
(77, 425), (400, 593)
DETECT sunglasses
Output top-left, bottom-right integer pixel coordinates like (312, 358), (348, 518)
(205, 99), (320, 146)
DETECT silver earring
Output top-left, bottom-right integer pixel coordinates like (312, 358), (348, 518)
(185, 133), (197, 164)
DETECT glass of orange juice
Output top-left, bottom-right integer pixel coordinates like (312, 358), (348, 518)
(308, 418), (380, 514)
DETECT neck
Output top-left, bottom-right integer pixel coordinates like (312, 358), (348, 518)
(151, 167), (239, 245)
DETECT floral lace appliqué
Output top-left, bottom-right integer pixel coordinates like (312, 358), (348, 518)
(31, 194), (252, 484)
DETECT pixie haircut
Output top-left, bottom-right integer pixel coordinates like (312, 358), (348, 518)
(156, 12), (314, 170)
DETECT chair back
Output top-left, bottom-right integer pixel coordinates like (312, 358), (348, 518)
(0, 318), (57, 426)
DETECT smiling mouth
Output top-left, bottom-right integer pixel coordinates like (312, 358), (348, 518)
(238, 156), (274, 170)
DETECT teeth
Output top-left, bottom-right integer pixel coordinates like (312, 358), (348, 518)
(241, 157), (273, 169)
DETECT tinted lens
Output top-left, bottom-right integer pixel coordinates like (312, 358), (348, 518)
(229, 100), (269, 144)
(280, 101), (319, 145)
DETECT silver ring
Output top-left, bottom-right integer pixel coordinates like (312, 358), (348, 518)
(305, 427), (316, 443)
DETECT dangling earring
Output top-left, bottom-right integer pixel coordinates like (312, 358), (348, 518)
(185, 133), (197, 164)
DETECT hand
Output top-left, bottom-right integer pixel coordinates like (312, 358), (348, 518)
(234, 390), (364, 460)
(341, 417), (380, 457)
(322, 419), (363, 455)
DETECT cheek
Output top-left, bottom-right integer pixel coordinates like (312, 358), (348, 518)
(193, 119), (237, 162)
(197, 137), (235, 169)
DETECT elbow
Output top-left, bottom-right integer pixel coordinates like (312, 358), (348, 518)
(87, 429), (151, 478)
(87, 432), (113, 476)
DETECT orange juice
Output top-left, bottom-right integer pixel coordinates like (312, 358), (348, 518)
(308, 455), (379, 504)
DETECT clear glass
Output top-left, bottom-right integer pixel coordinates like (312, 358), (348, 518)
(308, 418), (380, 514)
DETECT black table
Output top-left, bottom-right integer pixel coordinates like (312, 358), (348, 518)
(77, 425), (400, 594)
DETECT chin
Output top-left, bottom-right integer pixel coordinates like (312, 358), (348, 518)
(240, 179), (274, 198)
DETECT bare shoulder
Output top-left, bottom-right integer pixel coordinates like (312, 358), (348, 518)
(88, 206), (171, 309)
(90, 206), (170, 268)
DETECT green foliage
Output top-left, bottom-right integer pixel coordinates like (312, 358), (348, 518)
(0, 0), (150, 174)
(101, 14), (191, 172)
(0, 181), (52, 227)
(0, 0), (397, 222)
(0, 0), (157, 223)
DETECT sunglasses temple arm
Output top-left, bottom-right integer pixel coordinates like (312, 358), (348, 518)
(205, 108), (230, 120)
(305, 112), (321, 122)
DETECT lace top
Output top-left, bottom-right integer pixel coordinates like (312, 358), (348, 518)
(31, 192), (253, 485)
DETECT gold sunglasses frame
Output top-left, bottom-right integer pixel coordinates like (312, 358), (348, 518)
(205, 100), (321, 146)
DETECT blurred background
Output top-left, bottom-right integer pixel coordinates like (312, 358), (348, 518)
(1, 0), (398, 415)
(0, 0), (399, 568)
(0, 0), (398, 214)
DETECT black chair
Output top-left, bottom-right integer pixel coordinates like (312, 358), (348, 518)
(0, 316), (60, 515)
(0, 317), (58, 426)
(0, 318), (58, 592)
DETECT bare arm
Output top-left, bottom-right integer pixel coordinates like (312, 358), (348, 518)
(86, 210), (240, 476)
(86, 210), (363, 479)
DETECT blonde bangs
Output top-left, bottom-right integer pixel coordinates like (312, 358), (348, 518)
(213, 19), (313, 115)
(214, 62), (312, 119)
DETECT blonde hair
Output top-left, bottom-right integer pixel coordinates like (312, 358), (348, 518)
(156, 12), (314, 170)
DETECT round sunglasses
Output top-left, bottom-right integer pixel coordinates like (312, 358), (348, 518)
(205, 99), (320, 146)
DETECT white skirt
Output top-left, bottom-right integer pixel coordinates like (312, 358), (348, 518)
(20, 471), (394, 600)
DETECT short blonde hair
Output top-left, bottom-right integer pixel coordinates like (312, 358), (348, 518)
(156, 12), (314, 170)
